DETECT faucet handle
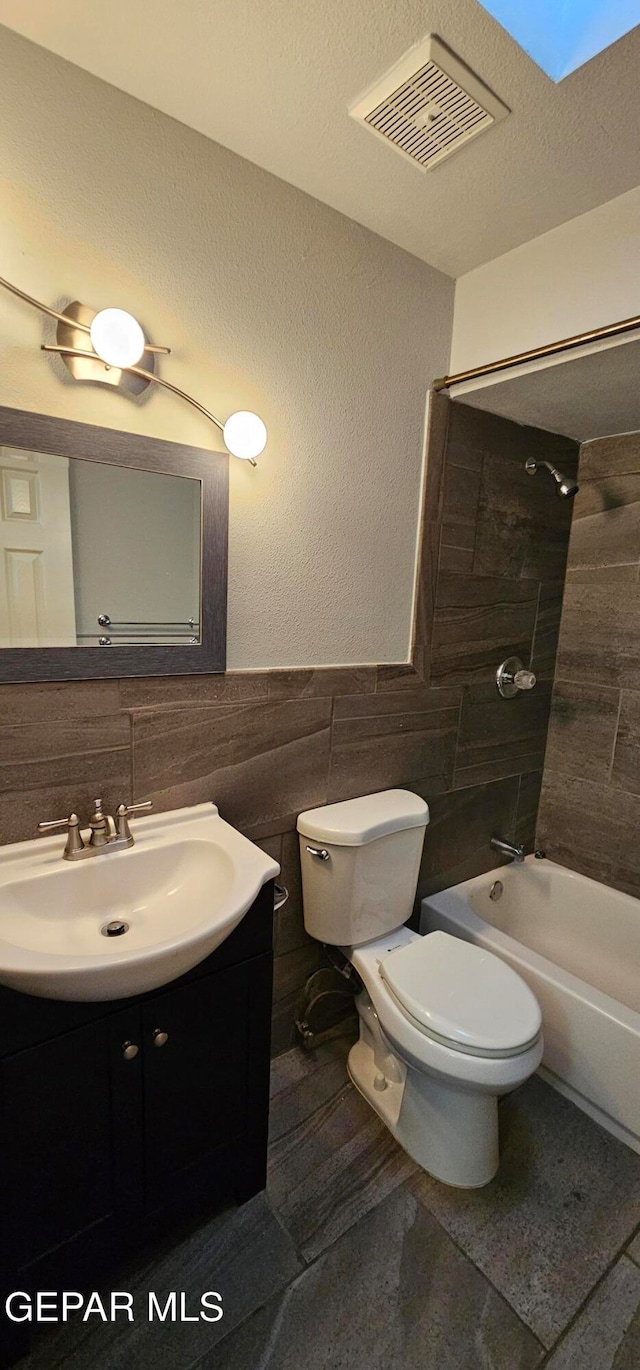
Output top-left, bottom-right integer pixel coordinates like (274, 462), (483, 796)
(37, 812), (80, 833)
(37, 812), (85, 857)
(115, 800), (153, 843)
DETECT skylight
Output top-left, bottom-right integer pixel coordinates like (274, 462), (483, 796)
(478, 0), (640, 81)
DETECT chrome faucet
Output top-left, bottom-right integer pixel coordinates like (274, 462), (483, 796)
(37, 798), (153, 861)
(490, 836), (525, 864)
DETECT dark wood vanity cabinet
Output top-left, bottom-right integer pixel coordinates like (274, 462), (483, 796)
(0, 882), (274, 1366)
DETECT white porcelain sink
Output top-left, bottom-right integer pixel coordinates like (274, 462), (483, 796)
(0, 803), (279, 1001)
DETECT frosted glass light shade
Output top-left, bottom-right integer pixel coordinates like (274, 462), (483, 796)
(223, 411), (267, 460)
(90, 308), (146, 368)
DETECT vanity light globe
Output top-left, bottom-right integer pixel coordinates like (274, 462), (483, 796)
(223, 411), (267, 461)
(89, 308), (146, 368)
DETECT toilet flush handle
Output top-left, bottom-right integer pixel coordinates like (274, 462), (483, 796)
(305, 845), (330, 861)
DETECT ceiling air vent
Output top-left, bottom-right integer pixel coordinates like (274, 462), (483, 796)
(350, 35), (509, 171)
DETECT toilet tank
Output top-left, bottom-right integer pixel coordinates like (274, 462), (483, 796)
(297, 790), (429, 946)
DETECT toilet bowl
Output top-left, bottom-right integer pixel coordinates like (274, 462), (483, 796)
(297, 790), (543, 1188)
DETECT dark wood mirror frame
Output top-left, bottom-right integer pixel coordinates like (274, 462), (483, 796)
(0, 405), (228, 683)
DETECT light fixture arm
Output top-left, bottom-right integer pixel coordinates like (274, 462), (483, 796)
(41, 344), (258, 465)
(0, 275), (170, 355)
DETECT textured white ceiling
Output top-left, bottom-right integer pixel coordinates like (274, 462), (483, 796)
(0, 0), (639, 276)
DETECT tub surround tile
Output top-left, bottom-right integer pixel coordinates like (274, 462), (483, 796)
(514, 771), (543, 853)
(409, 1075), (640, 1348)
(571, 470), (640, 521)
(530, 582), (565, 680)
(611, 691), (640, 796)
(416, 776), (520, 898)
(579, 433), (640, 481)
(473, 453), (574, 583)
(431, 572), (538, 685)
(628, 1231), (640, 1266)
(545, 1257), (640, 1370)
(453, 681), (552, 789)
(537, 771), (640, 895)
(204, 1187), (544, 1370)
(568, 502), (640, 574)
(441, 459), (481, 528)
(555, 581), (640, 690)
(439, 520), (476, 573)
(544, 680), (620, 783)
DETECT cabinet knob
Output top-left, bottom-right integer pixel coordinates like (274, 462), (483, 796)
(152, 1028), (169, 1047)
(122, 1041), (139, 1061)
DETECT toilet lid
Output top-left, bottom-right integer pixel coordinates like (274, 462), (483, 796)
(379, 932), (541, 1057)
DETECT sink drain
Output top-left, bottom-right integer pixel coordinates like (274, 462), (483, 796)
(101, 920), (130, 938)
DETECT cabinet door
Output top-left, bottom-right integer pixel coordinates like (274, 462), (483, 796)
(0, 1020), (114, 1271)
(141, 963), (250, 1203)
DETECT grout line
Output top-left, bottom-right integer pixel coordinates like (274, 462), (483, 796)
(607, 690), (624, 783)
(537, 1216), (640, 1366)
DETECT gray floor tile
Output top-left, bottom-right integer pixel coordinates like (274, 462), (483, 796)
(19, 1193), (301, 1370)
(628, 1230), (640, 1266)
(545, 1257), (640, 1369)
(198, 1185), (544, 1370)
(268, 1046), (416, 1262)
(409, 1076), (640, 1348)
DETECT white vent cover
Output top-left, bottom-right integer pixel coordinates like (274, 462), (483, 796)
(350, 35), (509, 171)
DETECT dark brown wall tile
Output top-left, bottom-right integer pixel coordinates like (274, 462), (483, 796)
(611, 691), (640, 796)
(473, 451), (574, 582)
(439, 521), (475, 574)
(568, 503), (640, 573)
(267, 667), (375, 700)
(329, 689), (459, 802)
(537, 771), (640, 898)
(555, 582), (640, 689)
(375, 663), (423, 692)
(442, 460), (481, 527)
(448, 401), (579, 470)
(572, 471), (640, 521)
(544, 680), (619, 783)
(531, 582), (564, 680)
(132, 698), (331, 836)
(0, 679), (121, 724)
(120, 672), (270, 710)
(453, 681), (552, 788)
(579, 433), (640, 481)
(416, 776), (520, 899)
(0, 715), (132, 844)
(431, 571), (538, 685)
(514, 771), (543, 853)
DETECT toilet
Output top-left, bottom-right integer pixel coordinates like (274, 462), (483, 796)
(297, 789), (543, 1188)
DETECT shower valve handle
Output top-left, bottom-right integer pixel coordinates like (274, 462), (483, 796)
(496, 657), (537, 699)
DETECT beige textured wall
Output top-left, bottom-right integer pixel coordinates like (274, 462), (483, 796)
(0, 25), (453, 669)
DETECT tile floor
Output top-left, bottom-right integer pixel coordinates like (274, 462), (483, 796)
(19, 1033), (640, 1369)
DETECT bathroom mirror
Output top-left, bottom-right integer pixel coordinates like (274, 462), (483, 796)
(0, 405), (228, 682)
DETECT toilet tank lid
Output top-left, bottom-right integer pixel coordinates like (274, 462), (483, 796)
(297, 790), (429, 846)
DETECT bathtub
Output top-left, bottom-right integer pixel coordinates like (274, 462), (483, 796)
(420, 857), (640, 1155)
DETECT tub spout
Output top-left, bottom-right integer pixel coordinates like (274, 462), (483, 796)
(490, 836), (525, 864)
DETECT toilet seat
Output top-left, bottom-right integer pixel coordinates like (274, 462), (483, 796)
(379, 930), (541, 1059)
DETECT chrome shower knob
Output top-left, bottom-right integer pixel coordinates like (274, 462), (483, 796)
(496, 657), (537, 699)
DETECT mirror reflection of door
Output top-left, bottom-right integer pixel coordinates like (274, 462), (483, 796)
(0, 449), (77, 647)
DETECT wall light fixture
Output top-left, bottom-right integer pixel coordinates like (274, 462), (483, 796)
(0, 275), (268, 465)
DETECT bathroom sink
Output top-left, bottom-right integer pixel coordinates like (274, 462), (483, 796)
(0, 803), (279, 1001)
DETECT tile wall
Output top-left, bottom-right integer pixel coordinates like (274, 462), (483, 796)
(0, 396), (578, 1053)
(538, 430), (640, 895)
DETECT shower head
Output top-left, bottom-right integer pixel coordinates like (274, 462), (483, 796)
(525, 459), (579, 499)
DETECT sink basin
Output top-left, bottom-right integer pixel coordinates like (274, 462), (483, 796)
(0, 803), (279, 1001)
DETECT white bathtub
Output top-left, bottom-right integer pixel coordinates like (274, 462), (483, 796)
(420, 857), (640, 1154)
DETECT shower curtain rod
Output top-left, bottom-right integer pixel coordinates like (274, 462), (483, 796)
(433, 310), (640, 392)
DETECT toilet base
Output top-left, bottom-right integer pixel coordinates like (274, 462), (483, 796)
(348, 1034), (500, 1189)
